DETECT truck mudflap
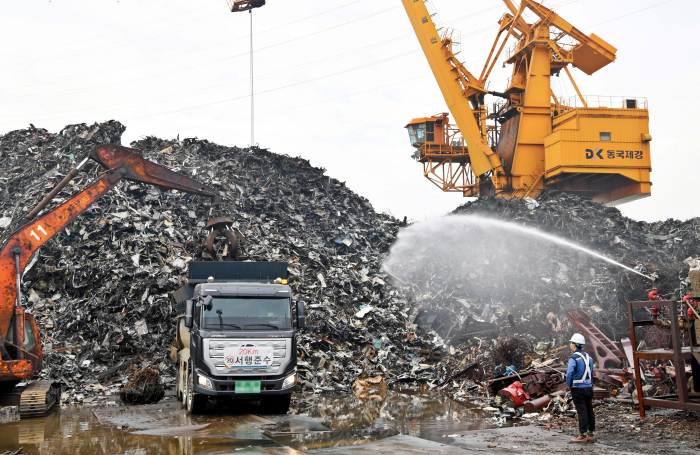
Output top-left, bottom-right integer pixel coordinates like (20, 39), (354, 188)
(192, 367), (296, 397)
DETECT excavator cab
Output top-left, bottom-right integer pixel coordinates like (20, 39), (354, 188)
(0, 311), (42, 382)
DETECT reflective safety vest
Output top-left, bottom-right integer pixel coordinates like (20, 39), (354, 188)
(572, 351), (592, 385)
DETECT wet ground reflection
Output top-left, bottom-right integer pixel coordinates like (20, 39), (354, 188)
(0, 391), (497, 454)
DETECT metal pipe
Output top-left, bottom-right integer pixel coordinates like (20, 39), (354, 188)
(524, 395), (552, 413)
(24, 157), (89, 221)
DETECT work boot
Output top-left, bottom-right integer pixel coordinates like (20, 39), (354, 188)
(570, 434), (587, 443)
(586, 433), (595, 443)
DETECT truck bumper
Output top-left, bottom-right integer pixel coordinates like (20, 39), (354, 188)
(192, 368), (296, 397)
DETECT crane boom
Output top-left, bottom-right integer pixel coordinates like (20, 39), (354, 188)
(401, 0), (504, 183)
(403, 0), (651, 204)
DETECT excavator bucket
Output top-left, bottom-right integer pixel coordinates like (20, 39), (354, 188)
(204, 217), (247, 259)
(90, 145), (219, 199)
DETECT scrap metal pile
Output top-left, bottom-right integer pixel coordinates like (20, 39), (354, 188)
(2, 120), (698, 410)
(0, 121), (461, 403)
(386, 195), (700, 420)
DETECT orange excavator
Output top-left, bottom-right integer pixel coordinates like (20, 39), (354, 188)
(0, 144), (220, 417)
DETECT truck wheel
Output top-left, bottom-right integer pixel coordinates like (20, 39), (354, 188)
(260, 394), (291, 414)
(186, 365), (207, 414)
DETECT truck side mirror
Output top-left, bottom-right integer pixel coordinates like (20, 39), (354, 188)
(296, 300), (305, 329)
(185, 299), (194, 328)
(202, 295), (213, 311)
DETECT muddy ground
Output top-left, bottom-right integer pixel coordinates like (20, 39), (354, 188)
(1, 392), (698, 454)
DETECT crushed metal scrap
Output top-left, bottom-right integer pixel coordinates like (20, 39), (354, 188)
(2, 121), (699, 421)
(0, 121), (411, 404)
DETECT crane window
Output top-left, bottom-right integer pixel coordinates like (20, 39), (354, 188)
(408, 124), (426, 145)
(600, 132), (611, 141)
(426, 122), (435, 142)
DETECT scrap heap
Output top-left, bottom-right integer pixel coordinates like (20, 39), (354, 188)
(2, 120), (699, 410)
(390, 195), (700, 418)
(0, 121), (418, 402)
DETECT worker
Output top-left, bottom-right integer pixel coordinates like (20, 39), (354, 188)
(566, 333), (595, 443)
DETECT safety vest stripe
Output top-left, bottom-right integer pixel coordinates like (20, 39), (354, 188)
(572, 352), (592, 384)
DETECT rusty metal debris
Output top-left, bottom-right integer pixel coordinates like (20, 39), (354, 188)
(351, 374), (387, 401)
(119, 365), (164, 405)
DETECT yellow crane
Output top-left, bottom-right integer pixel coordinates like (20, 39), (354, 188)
(402, 0), (652, 205)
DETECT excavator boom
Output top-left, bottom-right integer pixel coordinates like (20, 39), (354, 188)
(0, 145), (219, 403)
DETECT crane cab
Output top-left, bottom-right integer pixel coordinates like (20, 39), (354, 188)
(406, 113), (464, 152)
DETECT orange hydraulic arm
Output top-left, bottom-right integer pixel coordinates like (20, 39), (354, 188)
(0, 144), (219, 353)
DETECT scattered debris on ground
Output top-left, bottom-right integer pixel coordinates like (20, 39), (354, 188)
(351, 374), (387, 401)
(118, 365), (165, 405)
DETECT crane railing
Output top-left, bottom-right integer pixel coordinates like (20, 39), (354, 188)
(558, 95), (648, 110)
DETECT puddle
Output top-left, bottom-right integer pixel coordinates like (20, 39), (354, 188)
(0, 392), (503, 454)
(284, 390), (498, 450)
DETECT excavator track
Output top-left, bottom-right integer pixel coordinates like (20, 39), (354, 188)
(19, 381), (60, 418)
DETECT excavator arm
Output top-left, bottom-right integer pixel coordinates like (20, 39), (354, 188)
(0, 144), (219, 356)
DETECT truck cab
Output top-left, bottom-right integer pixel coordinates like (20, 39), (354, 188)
(172, 262), (304, 414)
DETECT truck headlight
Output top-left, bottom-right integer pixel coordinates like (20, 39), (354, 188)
(282, 372), (297, 389)
(197, 374), (213, 390)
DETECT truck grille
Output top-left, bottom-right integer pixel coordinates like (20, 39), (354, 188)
(206, 339), (288, 375)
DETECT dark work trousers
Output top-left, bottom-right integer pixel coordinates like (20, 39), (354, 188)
(571, 387), (595, 434)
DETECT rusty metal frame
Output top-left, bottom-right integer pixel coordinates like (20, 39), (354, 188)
(567, 311), (624, 368)
(628, 300), (700, 417)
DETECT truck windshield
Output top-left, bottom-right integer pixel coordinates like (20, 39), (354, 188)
(201, 297), (292, 330)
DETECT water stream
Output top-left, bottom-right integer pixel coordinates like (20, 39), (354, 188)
(383, 214), (651, 281)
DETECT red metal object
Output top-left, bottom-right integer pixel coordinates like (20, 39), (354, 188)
(524, 395), (552, 413)
(0, 145), (219, 383)
(567, 311), (624, 368)
(649, 289), (660, 300)
(650, 306), (660, 316)
(498, 381), (530, 408)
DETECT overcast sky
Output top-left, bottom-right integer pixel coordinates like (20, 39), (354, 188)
(1, 0), (696, 222)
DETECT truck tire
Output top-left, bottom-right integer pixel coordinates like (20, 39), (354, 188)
(176, 361), (183, 402)
(186, 365), (207, 414)
(260, 393), (291, 414)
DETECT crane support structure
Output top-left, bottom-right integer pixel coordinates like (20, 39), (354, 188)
(402, 0), (505, 192)
(402, 0), (652, 205)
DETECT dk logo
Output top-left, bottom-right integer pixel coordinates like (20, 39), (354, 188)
(585, 148), (603, 161)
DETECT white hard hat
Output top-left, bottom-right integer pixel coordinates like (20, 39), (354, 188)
(570, 333), (585, 345)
